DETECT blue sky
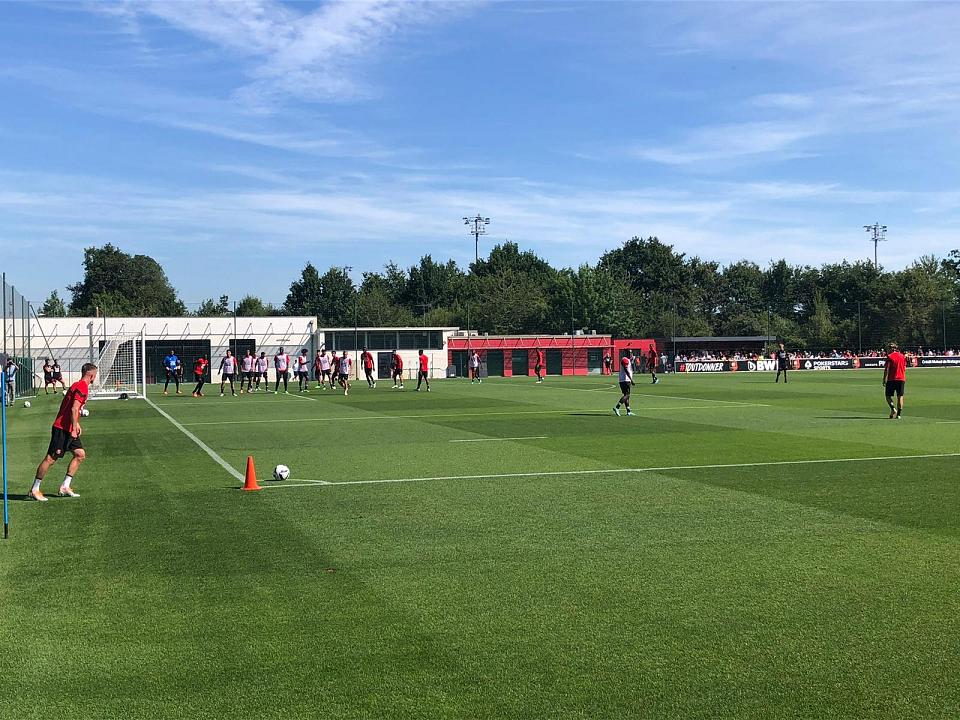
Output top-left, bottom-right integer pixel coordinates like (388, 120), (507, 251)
(2, 1), (959, 305)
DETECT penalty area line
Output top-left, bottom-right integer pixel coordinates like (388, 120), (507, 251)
(450, 436), (548, 443)
(145, 397), (243, 481)
(260, 451), (960, 490)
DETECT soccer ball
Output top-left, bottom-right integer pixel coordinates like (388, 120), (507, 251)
(23, 401), (31, 408)
(62, 390), (67, 396)
(272, 464), (290, 481)
(81, 408), (90, 417)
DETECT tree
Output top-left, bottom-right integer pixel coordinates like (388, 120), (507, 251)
(283, 264), (356, 325)
(196, 295), (230, 317)
(236, 295), (279, 316)
(39, 290), (67, 317)
(67, 244), (185, 316)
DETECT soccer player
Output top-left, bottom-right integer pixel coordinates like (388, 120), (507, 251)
(391, 350), (404, 389)
(318, 349), (333, 389)
(416, 350), (431, 392)
(274, 347), (291, 394)
(296, 348), (311, 392)
(3, 358), (18, 406)
(613, 350), (635, 416)
(255, 352), (268, 391)
(469, 350), (482, 384)
(42, 357), (55, 394)
(28, 362), (97, 501)
(647, 347), (659, 385)
(775, 342), (790, 384)
(883, 341), (907, 419)
(162, 349), (182, 395)
(219, 350), (238, 396)
(192, 355), (208, 397)
(51, 359), (66, 391)
(534, 348), (544, 383)
(603, 352), (613, 376)
(313, 350), (324, 389)
(360, 347), (376, 388)
(337, 351), (352, 396)
(240, 350), (255, 393)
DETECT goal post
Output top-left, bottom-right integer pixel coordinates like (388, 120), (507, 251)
(89, 330), (146, 400)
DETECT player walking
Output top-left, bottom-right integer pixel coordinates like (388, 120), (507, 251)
(775, 342), (790, 384)
(647, 348), (659, 385)
(274, 347), (291, 394)
(162, 350), (182, 395)
(318, 349), (333, 389)
(469, 350), (482, 384)
(192, 355), (208, 397)
(337, 352), (352, 396)
(3, 358), (18, 406)
(391, 350), (404, 389)
(613, 350), (635, 416)
(240, 350), (255, 393)
(296, 349), (311, 392)
(416, 350), (431, 392)
(360, 347), (376, 388)
(883, 342), (907, 419)
(219, 350), (238, 396)
(534, 349), (544, 383)
(28, 362), (97, 501)
(313, 350), (324, 389)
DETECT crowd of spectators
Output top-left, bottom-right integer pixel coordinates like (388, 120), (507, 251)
(671, 346), (959, 364)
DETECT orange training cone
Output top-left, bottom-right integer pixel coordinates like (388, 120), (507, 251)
(242, 455), (261, 491)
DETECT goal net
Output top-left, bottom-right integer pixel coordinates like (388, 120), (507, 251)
(90, 331), (144, 400)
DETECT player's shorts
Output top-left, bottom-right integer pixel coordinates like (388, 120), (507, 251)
(47, 426), (82, 460)
(885, 380), (905, 397)
(418, 370), (428, 381)
(364, 366), (374, 375)
(534, 364), (542, 373)
(44, 373), (53, 383)
(778, 362), (788, 370)
(619, 381), (632, 396)
(276, 370), (289, 379)
(393, 368), (403, 377)
(194, 372), (204, 382)
(52, 373), (63, 381)
(165, 369), (177, 378)
(298, 370), (309, 379)
(223, 373), (236, 381)
(242, 371), (252, 380)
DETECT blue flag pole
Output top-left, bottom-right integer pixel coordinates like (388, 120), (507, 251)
(1, 369), (9, 539)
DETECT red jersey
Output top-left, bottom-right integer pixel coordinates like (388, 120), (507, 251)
(194, 358), (208, 376)
(885, 351), (906, 381)
(393, 353), (403, 370)
(419, 354), (429, 373)
(536, 350), (544, 366)
(648, 351), (657, 368)
(362, 351), (374, 369)
(53, 380), (89, 432)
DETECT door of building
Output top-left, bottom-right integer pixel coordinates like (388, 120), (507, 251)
(377, 352), (393, 380)
(511, 349), (528, 377)
(546, 349), (563, 375)
(486, 350), (504, 376)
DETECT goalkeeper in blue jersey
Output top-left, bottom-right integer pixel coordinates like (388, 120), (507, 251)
(162, 349), (182, 395)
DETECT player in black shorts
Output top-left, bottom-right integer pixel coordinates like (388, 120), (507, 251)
(613, 349), (635, 416)
(775, 342), (789, 383)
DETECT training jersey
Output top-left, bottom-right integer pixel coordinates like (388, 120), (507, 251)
(338, 356), (351, 375)
(619, 357), (634, 383)
(256, 357), (268, 373)
(776, 349), (788, 367)
(221, 356), (237, 374)
(52, 363), (62, 376)
(194, 358), (208, 376)
(648, 351), (657, 368)
(274, 353), (290, 372)
(419, 355), (429, 373)
(241, 355), (254, 372)
(535, 351), (544, 367)
(392, 353), (403, 371)
(470, 353), (480, 369)
(5, 363), (17, 382)
(164, 354), (179, 372)
(43, 362), (53, 377)
(314, 355), (323, 371)
(885, 351), (907, 381)
(319, 354), (331, 371)
(362, 351), (374, 369)
(297, 355), (309, 373)
(53, 380), (89, 432)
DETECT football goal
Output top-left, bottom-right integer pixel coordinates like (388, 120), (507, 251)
(90, 331), (146, 400)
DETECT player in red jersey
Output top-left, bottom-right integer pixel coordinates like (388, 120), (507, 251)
(882, 341), (907, 419)
(613, 350), (634, 416)
(192, 355), (209, 397)
(391, 350), (404, 389)
(647, 347), (659, 385)
(534, 349), (545, 383)
(416, 350), (431, 392)
(29, 362), (97, 501)
(360, 347), (376, 388)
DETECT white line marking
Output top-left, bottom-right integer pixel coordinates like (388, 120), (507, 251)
(145, 397), (243, 481)
(450, 436), (548, 443)
(533, 383), (769, 406)
(260, 451), (960, 490)
(936, 420), (960, 424)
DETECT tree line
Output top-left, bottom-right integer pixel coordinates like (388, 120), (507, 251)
(39, 240), (960, 350)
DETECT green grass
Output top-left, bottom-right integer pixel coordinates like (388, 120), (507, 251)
(2, 370), (960, 719)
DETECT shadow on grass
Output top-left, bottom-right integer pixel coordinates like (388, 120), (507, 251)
(815, 416), (888, 420)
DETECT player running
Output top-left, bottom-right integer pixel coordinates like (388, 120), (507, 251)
(317, 349), (333, 389)
(534, 348), (544, 383)
(239, 350), (255, 393)
(296, 349), (311, 392)
(337, 351), (352, 396)
(391, 350), (404, 389)
(647, 347), (659, 385)
(219, 350), (238, 396)
(883, 342), (907, 419)
(469, 350), (482, 384)
(28, 362), (97, 501)
(416, 350), (431, 392)
(613, 350), (635, 416)
(775, 342), (790, 384)
(274, 347), (291, 394)
(192, 355), (208, 397)
(360, 347), (376, 388)
(255, 352), (268, 391)
(162, 349), (182, 395)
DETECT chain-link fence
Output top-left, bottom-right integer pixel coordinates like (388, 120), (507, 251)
(1, 273), (36, 403)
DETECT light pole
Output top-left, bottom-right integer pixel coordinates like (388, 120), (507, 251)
(863, 222), (888, 269)
(464, 214), (490, 264)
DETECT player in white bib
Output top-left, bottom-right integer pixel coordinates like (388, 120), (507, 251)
(240, 350), (255, 394)
(337, 352), (352, 396)
(296, 349), (311, 392)
(254, 352), (268, 391)
(219, 350), (238, 397)
(274, 347), (291, 394)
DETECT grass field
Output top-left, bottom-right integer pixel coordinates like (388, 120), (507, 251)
(2, 369), (959, 719)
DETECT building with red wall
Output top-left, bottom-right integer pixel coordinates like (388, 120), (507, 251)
(446, 334), (630, 377)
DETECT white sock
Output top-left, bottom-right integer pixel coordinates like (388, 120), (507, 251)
(32, 478), (42, 493)
(62, 475), (73, 489)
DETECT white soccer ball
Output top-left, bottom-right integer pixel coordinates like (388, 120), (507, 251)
(23, 401), (31, 408)
(62, 390), (67, 396)
(272, 464), (290, 481)
(81, 408), (90, 417)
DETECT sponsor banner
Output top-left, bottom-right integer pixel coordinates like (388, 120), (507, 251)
(854, 357), (886, 369)
(676, 361), (732, 373)
(917, 356), (960, 367)
(797, 358), (854, 370)
(676, 356), (959, 373)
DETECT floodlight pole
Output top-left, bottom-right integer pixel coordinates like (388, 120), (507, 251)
(863, 222), (887, 270)
(464, 214), (490, 264)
